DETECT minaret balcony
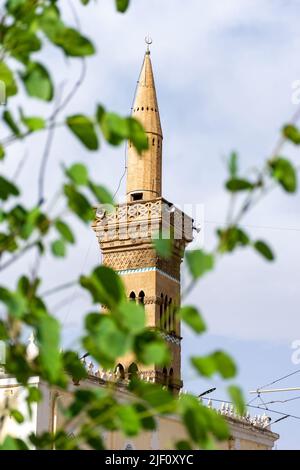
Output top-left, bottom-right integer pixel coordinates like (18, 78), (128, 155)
(93, 197), (193, 252)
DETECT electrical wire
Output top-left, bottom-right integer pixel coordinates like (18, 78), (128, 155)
(254, 396), (300, 407)
(257, 368), (300, 392)
(204, 220), (300, 233)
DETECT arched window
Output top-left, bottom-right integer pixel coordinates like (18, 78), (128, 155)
(138, 291), (145, 305)
(163, 367), (168, 386)
(164, 295), (168, 330)
(152, 138), (155, 146)
(172, 305), (178, 334)
(129, 291), (136, 302)
(128, 363), (139, 380)
(168, 298), (172, 331)
(115, 363), (125, 380)
(168, 368), (174, 391)
(160, 293), (164, 329)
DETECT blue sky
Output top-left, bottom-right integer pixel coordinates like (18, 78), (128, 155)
(2, 0), (300, 449)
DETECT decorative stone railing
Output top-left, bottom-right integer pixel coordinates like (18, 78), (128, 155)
(81, 360), (179, 386)
(93, 197), (193, 244)
(198, 396), (271, 430)
(81, 361), (269, 429)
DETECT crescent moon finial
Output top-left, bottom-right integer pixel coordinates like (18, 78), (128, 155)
(145, 35), (153, 53)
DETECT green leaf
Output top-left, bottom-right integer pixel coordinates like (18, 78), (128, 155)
(5, 0), (28, 14)
(0, 175), (20, 201)
(88, 183), (114, 205)
(0, 61), (17, 97)
(115, 0), (130, 13)
(21, 116), (45, 132)
(253, 240), (275, 261)
(116, 404), (141, 436)
(217, 226), (250, 253)
(0, 145), (5, 160)
(185, 250), (214, 279)
(0, 321), (9, 341)
(97, 108), (147, 154)
(153, 233), (172, 258)
(51, 239), (66, 258)
(178, 395), (210, 445)
(36, 314), (62, 383)
(4, 28), (41, 62)
(127, 117), (148, 154)
(66, 115), (99, 150)
(134, 330), (170, 366)
(3, 110), (21, 136)
(179, 306), (206, 334)
(0, 233), (18, 254)
(64, 184), (94, 223)
(191, 351), (236, 379)
(65, 163), (89, 186)
(179, 394), (228, 446)
(27, 387), (42, 404)
(62, 351), (87, 383)
(40, 9), (95, 57)
(228, 151), (238, 178)
(228, 385), (245, 416)
(58, 28), (95, 57)
(98, 111), (128, 146)
(51, 28), (94, 57)
(0, 287), (27, 318)
(129, 380), (175, 412)
(134, 403), (156, 430)
(269, 157), (297, 193)
(10, 409), (24, 424)
(21, 62), (53, 101)
(83, 314), (131, 366)
(0, 436), (28, 450)
(115, 301), (145, 334)
(226, 178), (254, 192)
(80, 266), (125, 309)
(282, 124), (300, 145)
(176, 440), (193, 450)
(55, 220), (75, 244)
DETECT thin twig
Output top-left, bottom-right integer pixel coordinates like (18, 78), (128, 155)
(37, 85), (64, 206)
(0, 240), (39, 272)
(41, 280), (78, 298)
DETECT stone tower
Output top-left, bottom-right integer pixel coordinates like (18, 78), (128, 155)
(93, 45), (193, 393)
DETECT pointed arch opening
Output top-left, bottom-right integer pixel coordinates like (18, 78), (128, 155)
(138, 290), (145, 305)
(160, 293), (164, 329)
(162, 367), (168, 386)
(168, 367), (174, 391)
(129, 291), (136, 302)
(115, 363), (125, 380)
(164, 295), (168, 330)
(128, 363), (139, 380)
(168, 298), (172, 331)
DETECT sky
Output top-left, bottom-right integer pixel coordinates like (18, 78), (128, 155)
(1, 0), (300, 449)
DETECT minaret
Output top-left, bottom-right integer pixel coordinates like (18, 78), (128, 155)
(93, 41), (193, 393)
(126, 45), (163, 202)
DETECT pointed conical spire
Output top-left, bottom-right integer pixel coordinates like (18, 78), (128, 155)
(126, 41), (163, 202)
(131, 49), (162, 136)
